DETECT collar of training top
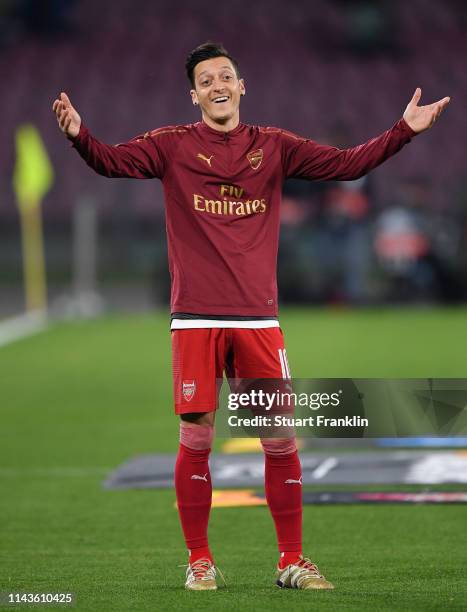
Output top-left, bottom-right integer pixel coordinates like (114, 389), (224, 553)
(198, 120), (246, 140)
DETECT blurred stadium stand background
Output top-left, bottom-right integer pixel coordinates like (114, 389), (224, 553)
(1, 0), (466, 316)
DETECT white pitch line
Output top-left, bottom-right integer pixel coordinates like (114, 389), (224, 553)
(311, 457), (339, 479)
(0, 311), (48, 348)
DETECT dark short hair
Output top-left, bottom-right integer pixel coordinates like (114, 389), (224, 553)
(185, 42), (240, 87)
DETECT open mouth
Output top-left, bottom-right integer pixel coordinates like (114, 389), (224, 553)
(212, 96), (229, 104)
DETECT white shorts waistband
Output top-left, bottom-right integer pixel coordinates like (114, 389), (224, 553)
(170, 319), (280, 330)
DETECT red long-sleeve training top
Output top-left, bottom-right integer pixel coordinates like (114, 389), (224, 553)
(71, 118), (416, 319)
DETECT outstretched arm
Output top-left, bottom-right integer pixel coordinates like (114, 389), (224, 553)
(282, 89), (450, 182)
(51, 92), (165, 179)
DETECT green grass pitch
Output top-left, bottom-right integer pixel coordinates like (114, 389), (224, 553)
(1, 307), (466, 610)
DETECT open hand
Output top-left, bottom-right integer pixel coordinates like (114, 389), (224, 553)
(403, 88), (450, 134)
(52, 92), (81, 139)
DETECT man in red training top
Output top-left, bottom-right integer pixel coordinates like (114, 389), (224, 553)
(52, 42), (449, 592)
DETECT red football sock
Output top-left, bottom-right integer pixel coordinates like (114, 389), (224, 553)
(264, 449), (302, 555)
(188, 545), (213, 565)
(175, 443), (213, 556)
(278, 551), (303, 569)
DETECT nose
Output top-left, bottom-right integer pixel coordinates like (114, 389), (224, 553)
(212, 78), (226, 92)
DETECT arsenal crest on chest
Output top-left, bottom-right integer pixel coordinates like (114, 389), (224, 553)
(247, 148), (263, 170)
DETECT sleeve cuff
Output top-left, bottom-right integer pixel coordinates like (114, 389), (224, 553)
(400, 117), (418, 138)
(68, 123), (88, 147)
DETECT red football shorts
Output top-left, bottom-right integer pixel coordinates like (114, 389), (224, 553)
(171, 327), (291, 414)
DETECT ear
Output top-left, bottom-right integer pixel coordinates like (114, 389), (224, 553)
(239, 78), (246, 97)
(190, 89), (199, 106)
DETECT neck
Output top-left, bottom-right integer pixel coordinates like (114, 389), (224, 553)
(201, 112), (240, 133)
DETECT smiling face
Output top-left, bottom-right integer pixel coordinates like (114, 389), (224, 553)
(190, 56), (245, 132)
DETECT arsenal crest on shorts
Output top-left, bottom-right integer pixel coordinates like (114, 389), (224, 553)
(247, 148), (263, 170)
(182, 380), (196, 402)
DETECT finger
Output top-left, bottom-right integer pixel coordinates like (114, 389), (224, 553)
(429, 97), (450, 111)
(439, 96), (450, 110)
(410, 87), (422, 106)
(59, 109), (68, 129)
(432, 107), (442, 125)
(58, 102), (67, 118)
(60, 92), (72, 108)
(52, 99), (59, 112)
(435, 100), (447, 118)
